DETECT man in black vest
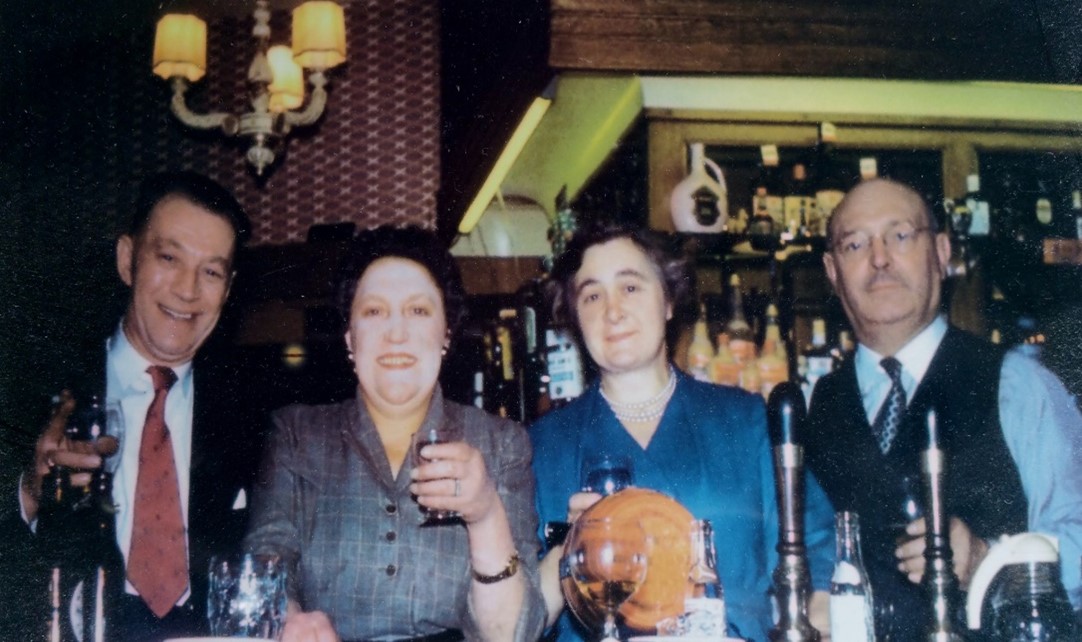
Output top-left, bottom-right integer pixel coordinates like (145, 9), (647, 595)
(804, 178), (1082, 640)
(2, 172), (261, 641)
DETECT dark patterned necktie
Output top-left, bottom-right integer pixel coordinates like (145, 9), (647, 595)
(127, 366), (187, 618)
(872, 357), (907, 453)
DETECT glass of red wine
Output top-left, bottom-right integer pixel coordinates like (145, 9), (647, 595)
(566, 517), (648, 642)
(411, 423), (464, 522)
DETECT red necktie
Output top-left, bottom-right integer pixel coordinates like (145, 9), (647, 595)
(127, 366), (187, 618)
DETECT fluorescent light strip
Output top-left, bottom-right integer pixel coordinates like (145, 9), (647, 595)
(458, 96), (552, 234)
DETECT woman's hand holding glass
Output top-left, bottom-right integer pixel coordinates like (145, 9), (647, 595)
(410, 430), (501, 525)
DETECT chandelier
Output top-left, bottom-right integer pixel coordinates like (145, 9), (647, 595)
(152, 1), (347, 175)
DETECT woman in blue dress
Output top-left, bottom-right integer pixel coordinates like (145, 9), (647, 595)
(530, 222), (835, 642)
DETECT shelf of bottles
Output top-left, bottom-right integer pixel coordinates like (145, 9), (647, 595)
(670, 132), (1082, 403)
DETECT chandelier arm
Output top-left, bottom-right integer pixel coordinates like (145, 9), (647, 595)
(170, 77), (240, 135)
(282, 71), (328, 128)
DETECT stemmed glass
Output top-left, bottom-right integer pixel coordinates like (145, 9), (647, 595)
(65, 395), (124, 510)
(566, 517), (649, 642)
(580, 454), (634, 497)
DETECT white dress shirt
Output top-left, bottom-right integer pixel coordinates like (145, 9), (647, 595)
(854, 315), (1082, 607)
(105, 324), (195, 603)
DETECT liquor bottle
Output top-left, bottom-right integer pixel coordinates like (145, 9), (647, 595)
(518, 281), (552, 422)
(751, 147), (784, 239)
(670, 142), (728, 233)
(1072, 190), (1082, 240)
(801, 318), (833, 405)
(709, 333), (741, 386)
(858, 156), (879, 182)
(687, 304), (715, 382)
(683, 519), (728, 637)
(496, 311), (522, 419)
(758, 304), (789, 398)
(545, 327), (585, 407)
(964, 173), (991, 236)
(1036, 179), (1054, 226)
(830, 330), (855, 370)
(740, 355), (763, 396)
(829, 511), (875, 642)
(783, 163), (814, 238)
(811, 123), (845, 236)
(725, 274), (756, 365)
(729, 207), (748, 235)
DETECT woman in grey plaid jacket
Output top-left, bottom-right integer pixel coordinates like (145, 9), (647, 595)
(245, 226), (546, 642)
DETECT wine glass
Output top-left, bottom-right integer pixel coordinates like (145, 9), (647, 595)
(65, 395), (124, 511)
(580, 454), (634, 497)
(411, 423), (464, 522)
(566, 517), (648, 642)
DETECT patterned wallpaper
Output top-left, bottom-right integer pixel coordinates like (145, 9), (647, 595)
(147, 1), (441, 245)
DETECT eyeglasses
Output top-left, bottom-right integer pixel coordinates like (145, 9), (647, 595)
(830, 225), (931, 260)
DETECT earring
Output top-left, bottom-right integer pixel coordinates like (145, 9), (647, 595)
(347, 351), (355, 363)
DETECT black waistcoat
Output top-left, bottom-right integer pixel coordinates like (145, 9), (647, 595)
(804, 326), (1027, 641)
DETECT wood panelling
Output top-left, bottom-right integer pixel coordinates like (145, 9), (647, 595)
(550, 0), (1056, 82)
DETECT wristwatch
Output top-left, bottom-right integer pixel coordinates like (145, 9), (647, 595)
(472, 553), (521, 584)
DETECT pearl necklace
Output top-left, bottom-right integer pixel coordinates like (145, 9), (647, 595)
(600, 366), (677, 423)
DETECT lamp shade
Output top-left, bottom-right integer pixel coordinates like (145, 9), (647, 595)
(267, 45), (305, 112)
(152, 14), (207, 82)
(291, 2), (346, 70)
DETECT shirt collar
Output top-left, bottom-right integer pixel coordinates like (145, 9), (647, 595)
(107, 322), (193, 395)
(854, 315), (948, 389)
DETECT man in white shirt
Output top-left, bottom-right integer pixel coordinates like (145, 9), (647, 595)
(10, 171), (256, 641)
(804, 178), (1082, 641)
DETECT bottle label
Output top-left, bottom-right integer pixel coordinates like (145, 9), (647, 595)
(760, 144), (780, 167)
(859, 157), (878, 180)
(545, 329), (584, 401)
(829, 593), (874, 642)
(967, 198), (990, 235)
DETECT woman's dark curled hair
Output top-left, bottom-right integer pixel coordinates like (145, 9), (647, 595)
(334, 225), (467, 339)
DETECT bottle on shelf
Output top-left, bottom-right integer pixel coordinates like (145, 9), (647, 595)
(783, 163), (815, 239)
(751, 145), (784, 238)
(1072, 190), (1082, 240)
(725, 274), (756, 365)
(740, 354), (763, 396)
(812, 122), (845, 235)
(757, 304), (789, 398)
(964, 173), (991, 236)
(486, 327), (509, 418)
(687, 304), (716, 382)
(729, 207), (748, 235)
(1036, 179), (1054, 226)
(710, 333), (742, 387)
(518, 284), (552, 422)
(545, 327), (585, 408)
(801, 318), (834, 405)
(670, 142), (729, 233)
(829, 511), (876, 642)
(858, 155), (879, 182)
(830, 330), (855, 370)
